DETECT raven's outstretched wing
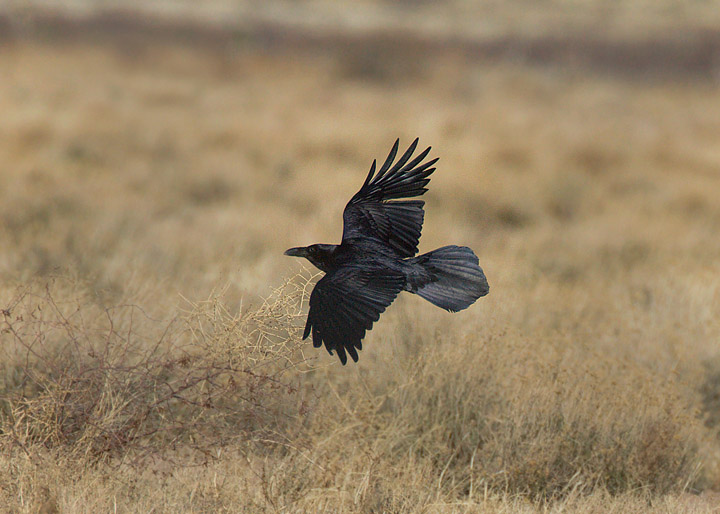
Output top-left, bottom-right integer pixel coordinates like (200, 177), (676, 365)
(303, 267), (405, 365)
(342, 138), (438, 258)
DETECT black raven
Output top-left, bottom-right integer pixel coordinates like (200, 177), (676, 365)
(285, 138), (489, 364)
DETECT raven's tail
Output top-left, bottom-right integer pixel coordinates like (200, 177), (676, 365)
(410, 245), (489, 312)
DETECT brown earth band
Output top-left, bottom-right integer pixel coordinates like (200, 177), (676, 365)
(0, 9), (719, 82)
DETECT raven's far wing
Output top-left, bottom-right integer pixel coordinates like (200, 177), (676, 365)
(303, 267), (404, 365)
(342, 138), (438, 257)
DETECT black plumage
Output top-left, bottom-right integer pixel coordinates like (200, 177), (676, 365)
(285, 138), (489, 364)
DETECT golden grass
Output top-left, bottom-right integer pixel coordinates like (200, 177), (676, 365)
(2, 18), (720, 512)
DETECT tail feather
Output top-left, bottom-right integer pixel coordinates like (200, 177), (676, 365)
(411, 245), (488, 312)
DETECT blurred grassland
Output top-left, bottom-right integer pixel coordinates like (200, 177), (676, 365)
(2, 5), (720, 512)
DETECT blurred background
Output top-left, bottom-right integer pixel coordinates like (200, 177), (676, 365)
(1, 0), (719, 299)
(2, 1), (720, 511)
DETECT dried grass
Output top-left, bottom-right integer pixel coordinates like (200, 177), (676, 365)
(0, 273), (315, 470)
(2, 17), (720, 512)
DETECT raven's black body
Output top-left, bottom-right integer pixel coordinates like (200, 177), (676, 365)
(285, 139), (489, 364)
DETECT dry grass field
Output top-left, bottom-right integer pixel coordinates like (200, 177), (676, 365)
(2, 4), (720, 512)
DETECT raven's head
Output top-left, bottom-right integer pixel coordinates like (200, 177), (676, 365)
(284, 244), (337, 272)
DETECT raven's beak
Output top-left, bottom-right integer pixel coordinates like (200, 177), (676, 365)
(284, 247), (307, 257)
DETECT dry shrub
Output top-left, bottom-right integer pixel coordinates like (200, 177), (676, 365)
(0, 273), (315, 467)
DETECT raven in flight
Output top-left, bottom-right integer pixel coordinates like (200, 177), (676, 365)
(285, 139), (489, 364)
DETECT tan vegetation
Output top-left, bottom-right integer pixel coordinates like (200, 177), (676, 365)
(2, 7), (720, 512)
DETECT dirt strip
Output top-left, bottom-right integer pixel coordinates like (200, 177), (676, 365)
(1, 9), (719, 81)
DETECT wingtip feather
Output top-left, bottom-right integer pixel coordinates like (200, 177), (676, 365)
(362, 159), (377, 187)
(303, 317), (311, 340)
(378, 139), (400, 176)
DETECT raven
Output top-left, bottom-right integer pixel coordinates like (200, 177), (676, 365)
(285, 138), (489, 364)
